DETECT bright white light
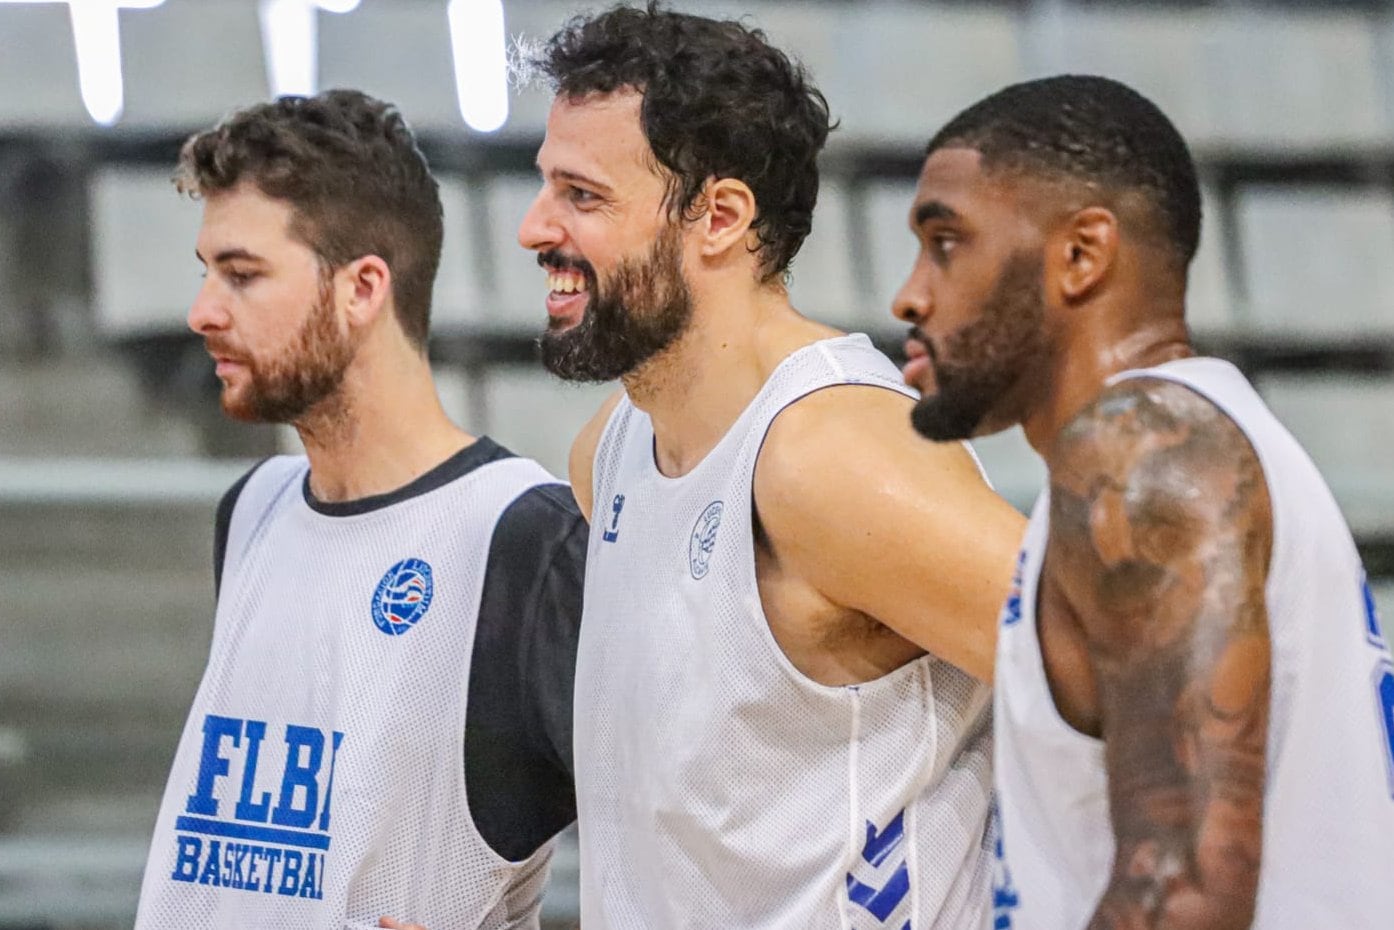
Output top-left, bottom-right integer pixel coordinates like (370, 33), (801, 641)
(448, 0), (509, 133)
(258, 0), (360, 98)
(0, 0), (167, 126)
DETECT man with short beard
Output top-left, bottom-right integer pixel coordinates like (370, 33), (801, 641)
(134, 90), (586, 930)
(516, 5), (1026, 927)
(894, 75), (1394, 927)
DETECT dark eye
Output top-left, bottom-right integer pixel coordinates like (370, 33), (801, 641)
(929, 234), (958, 261)
(227, 270), (258, 288)
(569, 186), (599, 206)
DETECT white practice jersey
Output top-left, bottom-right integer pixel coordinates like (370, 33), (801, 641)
(993, 357), (1394, 929)
(136, 447), (564, 930)
(575, 334), (995, 930)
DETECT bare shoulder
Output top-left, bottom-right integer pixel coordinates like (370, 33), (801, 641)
(568, 388), (625, 520)
(755, 383), (1026, 681)
(1051, 377), (1257, 489)
(755, 384), (986, 512)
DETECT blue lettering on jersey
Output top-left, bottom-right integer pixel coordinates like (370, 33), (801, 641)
(1362, 577), (1394, 798)
(170, 715), (343, 899)
(846, 809), (912, 927)
(602, 493), (625, 543)
(371, 558), (434, 636)
(1001, 550), (1027, 628)
(1364, 578), (1386, 649)
(991, 800), (1020, 929)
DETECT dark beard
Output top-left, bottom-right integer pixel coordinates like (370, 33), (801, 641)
(910, 251), (1046, 441)
(223, 277), (356, 424)
(538, 224), (694, 382)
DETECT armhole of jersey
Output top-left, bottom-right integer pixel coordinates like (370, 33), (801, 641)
(590, 396), (632, 525)
(212, 460), (266, 601)
(749, 380), (920, 528)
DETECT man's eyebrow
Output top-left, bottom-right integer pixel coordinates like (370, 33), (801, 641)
(543, 165), (615, 196)
(913, 200), (959, 227)
(209, 248), (265, 264)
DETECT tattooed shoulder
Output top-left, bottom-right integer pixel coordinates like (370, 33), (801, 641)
(1047, 378), (1272, 648)
(1046, 378), (1275, 929)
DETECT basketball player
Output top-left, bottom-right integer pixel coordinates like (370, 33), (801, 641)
(134, 90), (586, 929)
(518, 5), (1027, 927)
(895, 75), (1394, 927)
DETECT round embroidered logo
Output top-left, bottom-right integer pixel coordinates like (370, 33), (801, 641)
(371, 558), (434, 636)
(689, 500), (724, 580)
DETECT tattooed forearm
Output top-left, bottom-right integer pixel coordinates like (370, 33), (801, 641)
(1048, 380), (1273, 930)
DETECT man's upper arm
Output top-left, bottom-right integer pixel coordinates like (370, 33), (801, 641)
(754, 385), (1027, 682)
(1046, 379), (1273, 930)
(465, 482), (587, 862)
(568, 388), (624, 521)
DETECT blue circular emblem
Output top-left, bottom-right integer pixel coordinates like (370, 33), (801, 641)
(371, 558), (434, 636)
(689, 500), (724, 580)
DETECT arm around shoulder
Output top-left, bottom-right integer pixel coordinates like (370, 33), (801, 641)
(754, 385), (1027, 682)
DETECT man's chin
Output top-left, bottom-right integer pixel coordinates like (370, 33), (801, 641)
(910, 396), (985, 443)
(219, 395), (262, 423)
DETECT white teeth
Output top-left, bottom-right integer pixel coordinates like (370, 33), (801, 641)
(546, 271), (587, 294)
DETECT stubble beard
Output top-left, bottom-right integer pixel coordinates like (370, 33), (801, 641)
(910, 251), (1048, 442)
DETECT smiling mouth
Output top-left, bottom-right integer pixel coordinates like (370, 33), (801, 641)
(545, 267), (590, 296)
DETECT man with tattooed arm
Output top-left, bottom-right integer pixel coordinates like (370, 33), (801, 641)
(894, 74), (1394, 928)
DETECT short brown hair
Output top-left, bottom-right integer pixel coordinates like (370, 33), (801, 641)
(176, 89), (443, 350)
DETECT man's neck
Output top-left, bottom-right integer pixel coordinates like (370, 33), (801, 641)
(296, 353), (473, 503)
(1023, 311), (1192, 459)
(624, 287), (837, 477)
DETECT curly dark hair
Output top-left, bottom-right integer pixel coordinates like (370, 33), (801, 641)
(537, 1), (832, 282)
(175, 89), (443, 351)
(927, 75), (1201, 269)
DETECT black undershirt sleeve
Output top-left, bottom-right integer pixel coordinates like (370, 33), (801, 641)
(212, 463), (261, 600)
(465, 482), (588, 863)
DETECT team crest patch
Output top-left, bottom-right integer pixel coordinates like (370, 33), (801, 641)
(371, 558), (434, 635)
(689, 500), (724, 580)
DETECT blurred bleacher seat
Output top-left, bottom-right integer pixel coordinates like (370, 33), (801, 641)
(839, 5), (1022, 149)
(969, 427), (1047, 514)
(479, 368), (613, 478)
(1259, 372), (1394, 537)
(1188, 184), (1237, 339)
(118, 0), (269, 130)
(319, 1), (463, 134)
(1209, 12), (1391, 154)
(788, 180), (863, 331)
(863, 178), (922, 327)
(90, 167), (202, 339)
(0, 3), (87, 129)
(484, 172), (549, 331)
(434, 174), (491, 332)
(1234, 184), (1394, 340)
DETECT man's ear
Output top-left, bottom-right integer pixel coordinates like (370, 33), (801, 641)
(339, 255), (392, 329)
(1050, 206), (1118, 303)
(698, 177), (757, 259)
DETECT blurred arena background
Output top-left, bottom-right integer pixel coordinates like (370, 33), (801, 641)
(2, 0), (1393, 926)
